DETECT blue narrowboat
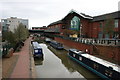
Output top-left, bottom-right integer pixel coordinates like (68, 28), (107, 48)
(68, 49), (120, 80)
(32, 42), (43, 58)
(50, 41), (64, 50)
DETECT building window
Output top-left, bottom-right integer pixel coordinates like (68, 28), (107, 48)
(98, 31), (103, 39)
(70, 16), (80, 30)
(99, 22), (103, 28)
(105, 34), (110, 39)
(114, 19), (118, 28)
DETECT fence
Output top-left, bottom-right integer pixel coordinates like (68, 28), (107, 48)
(45, 34), (120, 46)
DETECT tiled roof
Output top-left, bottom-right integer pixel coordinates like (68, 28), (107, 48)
(93, 11), (120, 21)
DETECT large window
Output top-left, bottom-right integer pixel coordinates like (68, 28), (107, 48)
(70, 16), (80, 30)
(114, 19), (118, 28)
(99, 22), (103, 28)
(98, 31), (103, 38)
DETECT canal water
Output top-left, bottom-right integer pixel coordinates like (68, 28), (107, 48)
(35, 43), (101, 79)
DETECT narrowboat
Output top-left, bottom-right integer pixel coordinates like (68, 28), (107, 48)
(68, 49), (120, 80)
(45, 38), (51, 43)
(32, 42), (43, 58)
(50, 41), (64, 50)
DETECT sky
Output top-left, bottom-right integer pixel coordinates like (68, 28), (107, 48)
(0, 0), (120, 29)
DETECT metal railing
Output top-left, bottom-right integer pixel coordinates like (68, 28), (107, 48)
(44, 34), (120, 46)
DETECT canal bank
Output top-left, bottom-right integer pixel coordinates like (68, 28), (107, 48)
(2, 37), (36, 78)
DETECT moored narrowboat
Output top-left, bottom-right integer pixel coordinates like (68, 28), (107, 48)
(32, 41), (43, 58)
(45, 38), (51, 43)
(68, 49), (120, 80)
(50, 41), (64, 50)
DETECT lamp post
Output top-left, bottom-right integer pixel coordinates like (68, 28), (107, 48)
(80, 24), (82, 37)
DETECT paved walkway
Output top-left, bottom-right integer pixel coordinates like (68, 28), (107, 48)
(10, 37), (34, 78)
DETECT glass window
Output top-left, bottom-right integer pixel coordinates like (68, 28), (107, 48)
(105, 69), (113, 77)
(73, 54), (75, 57)
(93, 63), (99, 70)
(98, 31), (103, 38)
(99, 22), (103, 28)
(35, 50), (38, 53)
(79, 57), (82, 61)
(114, 19), (118, 28)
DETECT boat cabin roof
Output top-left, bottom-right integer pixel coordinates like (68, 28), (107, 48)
(69, 49), (120, 73)
(81, 54), (120, 73)
(69, 49), (85, 54)
(32, 42), (42, 49)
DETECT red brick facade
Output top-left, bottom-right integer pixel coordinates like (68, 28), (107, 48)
(118, 19), (120, 39)
(47, 10), (120, 39)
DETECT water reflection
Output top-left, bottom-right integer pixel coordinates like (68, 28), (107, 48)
(34, 57), (44, 65)
(48, 46), (101, 79)
(35, 43), (101, 79)
(35, 44), (84, 78)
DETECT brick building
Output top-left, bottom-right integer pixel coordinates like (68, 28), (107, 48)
(45, 10), (120, 64)
(46, 10), (120, 39)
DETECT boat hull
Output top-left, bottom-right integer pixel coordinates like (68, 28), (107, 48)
(68, 50), (120, 80)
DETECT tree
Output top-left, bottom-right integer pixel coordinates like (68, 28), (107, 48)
(2, 31), (16, 45)
(103, 17), (114, 36)
(14, 23), (29, 42)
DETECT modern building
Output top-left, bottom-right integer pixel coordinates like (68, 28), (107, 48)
(46, 10), (120, 39)
(1, 17), (29, 32)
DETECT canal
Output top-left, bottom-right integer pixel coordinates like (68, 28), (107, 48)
(35, 43), (101, 79)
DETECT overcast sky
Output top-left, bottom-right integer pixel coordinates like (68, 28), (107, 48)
(0, 0), (120, 29)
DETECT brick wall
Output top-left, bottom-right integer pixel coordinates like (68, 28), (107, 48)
(55, 37), (120, 64)
(118, 19), (120, 39)
(55, 37), (93, 54)
(95, 45), (120, 64)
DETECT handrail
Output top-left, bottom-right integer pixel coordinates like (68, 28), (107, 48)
(44, 34), (120, 46)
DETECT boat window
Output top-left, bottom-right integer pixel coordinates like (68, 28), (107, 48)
(35, 50), (38, 53)
(79, 57), (82, 61)
(58, 43), (62, 46)
(105, 69), (113, 77)
(93, 63), (99, 70)
(38, 49), (41, 52)
(73, 54), (75, 57)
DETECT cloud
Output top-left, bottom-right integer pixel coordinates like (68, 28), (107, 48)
(0, 0), (119, 28)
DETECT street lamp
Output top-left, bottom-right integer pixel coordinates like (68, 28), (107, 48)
(80, 24), (82, 37)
